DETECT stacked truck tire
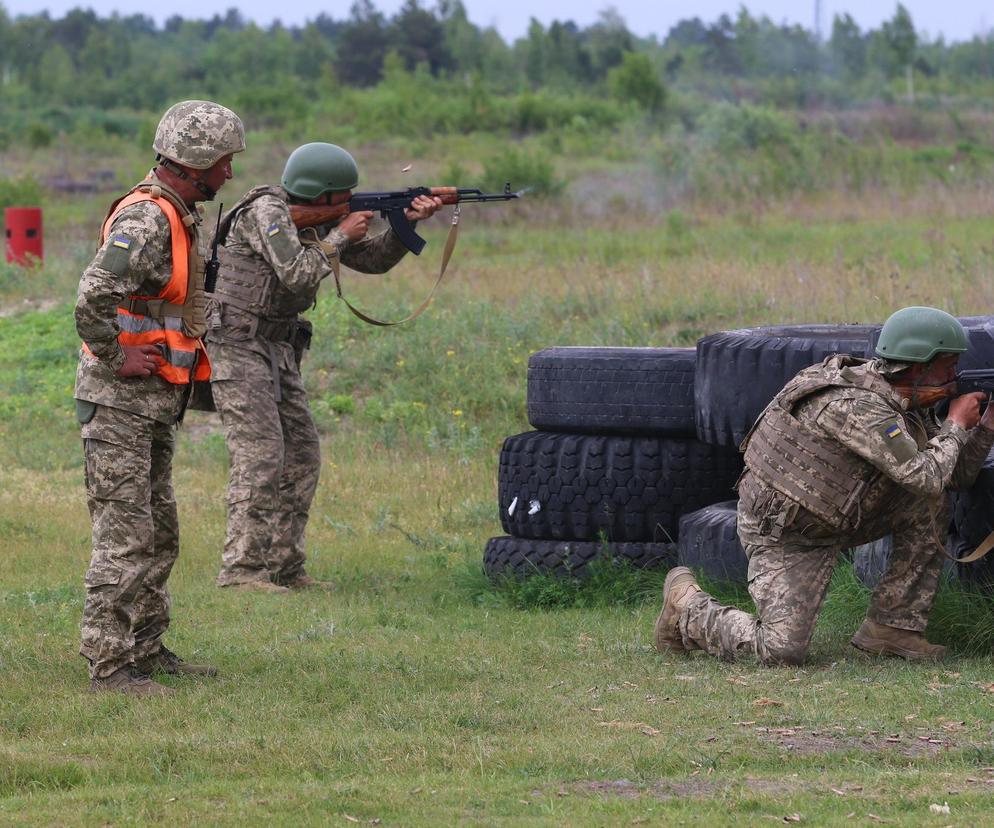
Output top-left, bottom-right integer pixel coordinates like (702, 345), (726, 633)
(487, 319), (994, 590)
(484, 347), (743, 580)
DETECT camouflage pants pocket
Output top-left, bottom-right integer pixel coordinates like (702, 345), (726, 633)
(83, 560), (123, 590)
(84, 438), (144, 504)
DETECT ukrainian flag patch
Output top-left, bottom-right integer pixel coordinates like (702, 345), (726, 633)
(266, 223), (281, 237)
(111, 235), (132, 250)
(885, 422), (904, 439)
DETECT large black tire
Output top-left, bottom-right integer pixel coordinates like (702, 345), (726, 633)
(956, 316), (994, 372)
(483, 535), (677, 580)
(853, 534), (959, 589)
(951, 454), (994, 546)
(498, 431), (743, 543)
(527, 347), (696, 436)
(694, 324), (881, 447)
(677, 501), (747, 584)
(852, 536), (893, 589)
(950, 451), (994, 588)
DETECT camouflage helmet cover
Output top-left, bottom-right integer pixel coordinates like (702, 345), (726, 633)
(153, 100), (246, 170)
(875, 306), (969, 363)
(282, 142), (359, 199)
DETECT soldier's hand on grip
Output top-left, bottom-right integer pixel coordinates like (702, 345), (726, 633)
(337, 210), (374, 243)
(116, 344), (162, 378)
(947, 390), (985, 430)
(404, 194), (444, 221)
(979, 393), (994, 431)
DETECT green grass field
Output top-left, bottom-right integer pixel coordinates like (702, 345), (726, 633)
(3, 132), (994, 825)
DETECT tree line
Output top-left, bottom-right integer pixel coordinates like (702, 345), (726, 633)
(0, 1), (992, 127)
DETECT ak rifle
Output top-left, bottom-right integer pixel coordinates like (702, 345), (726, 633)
(288, 183), (521, 255)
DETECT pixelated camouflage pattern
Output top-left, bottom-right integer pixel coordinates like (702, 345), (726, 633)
(154, 99), (245, 169)
(209, 340), (320, 586)
(204, 184), (409, 584)
(74, 198), (190, 423)
(675, 356), (994, 666)
(79, 405), (179, 678)
(207, 185), (409, 360)
(743, 357), (973, 535)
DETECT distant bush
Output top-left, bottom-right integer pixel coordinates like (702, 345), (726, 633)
(0, 177), (44, 209)
(608, 52), (667, 115)
(478, 147), (564, 198)
(698, 102), (801, 153)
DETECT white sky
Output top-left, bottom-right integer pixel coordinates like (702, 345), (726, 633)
(3, 0), (990, 43)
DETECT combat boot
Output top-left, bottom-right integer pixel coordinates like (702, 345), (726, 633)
(281, 574), (334, 591)
(89, 665), (175, 697)
(226, 579), (290, 595)
(654, 566), (702, 654)
(850, 619), (946, 661)
(137, 645), (218, 678)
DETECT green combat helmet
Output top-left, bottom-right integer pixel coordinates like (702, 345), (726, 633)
(153, 100), (246, 170)
(282, 142), (359, 199)
(875, 306), (968, 363)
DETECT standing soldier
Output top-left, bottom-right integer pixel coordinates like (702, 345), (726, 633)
(206, 142), (441, 592)
(75, 100), (245, 695)
(655, 307), (994, 666)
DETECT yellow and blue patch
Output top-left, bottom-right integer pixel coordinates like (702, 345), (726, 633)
(885, 422), (904, 439)
(266, 223), (281, 237)
(111, 235), (132, 250)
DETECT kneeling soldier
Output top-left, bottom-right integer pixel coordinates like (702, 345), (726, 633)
(655, 306), (994, 665)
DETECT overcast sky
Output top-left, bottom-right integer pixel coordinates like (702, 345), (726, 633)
(3, 0), (991, 43)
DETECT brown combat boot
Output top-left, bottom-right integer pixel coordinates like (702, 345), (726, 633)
(89, 665), (176, 697)
(850, 619), (946, 661)
(654, 566), (702, 654)
(281, 574), (334, 592)
(137, 646), (218, 678)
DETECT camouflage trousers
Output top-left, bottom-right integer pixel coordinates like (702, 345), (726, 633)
(80, 405), (179, 679)
(208, 340), (321, 586)
(677, 477), (948, 667)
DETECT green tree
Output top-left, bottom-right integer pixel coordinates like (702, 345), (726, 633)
(608, 51), (666, 114)
(36, 44), (75, 105)
(390, 0), (453, 75)
(829, 13), (866, 79)
(522, 18), (547, 87)
(334, 0), (390, 86)
(585, 8), (633, 76)
(870, 2), (917, 94)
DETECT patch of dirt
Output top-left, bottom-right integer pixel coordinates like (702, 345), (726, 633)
(756, 726), (951, 758)
(0, 298), (60, 318)
(567, 778), (725, 800)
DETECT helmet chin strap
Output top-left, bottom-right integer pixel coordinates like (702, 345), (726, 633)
(157, 156), (217, 200)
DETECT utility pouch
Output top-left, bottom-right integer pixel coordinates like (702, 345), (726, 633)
(187, 380), (217, 413)
(75, 399), (98, 424)
(292, 319), (313, 370)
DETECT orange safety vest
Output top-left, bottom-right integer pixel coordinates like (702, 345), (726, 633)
(91, 183), (211, 385)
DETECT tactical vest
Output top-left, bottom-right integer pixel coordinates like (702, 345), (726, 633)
(211, 186), (320, 337)
(89, 178), (210, 385)
(741, 355), (909, 531)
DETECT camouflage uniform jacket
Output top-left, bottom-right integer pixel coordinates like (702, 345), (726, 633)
(206, 185), (409, 358)
(741, 355), (994, 543)
(74, 189), (200, 424)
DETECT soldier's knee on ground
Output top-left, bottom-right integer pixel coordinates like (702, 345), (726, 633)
(758, 638), (808, 667)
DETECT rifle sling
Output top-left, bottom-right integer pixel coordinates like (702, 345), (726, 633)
(301, 206), (460, 328)
(951, 525), (994, 564)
